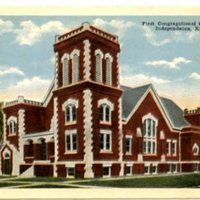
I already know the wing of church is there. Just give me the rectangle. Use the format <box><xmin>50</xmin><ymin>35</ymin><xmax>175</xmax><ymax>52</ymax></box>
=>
<box><xmin>0</xmin><ymin>22</ymin><xmax>200</xmax><ymax>178</ymax></box>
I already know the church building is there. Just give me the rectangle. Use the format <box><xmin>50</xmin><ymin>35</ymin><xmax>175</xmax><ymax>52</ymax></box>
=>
<box><xmin>0</xmin><ymin>22</ymin><xmax>200</xmax><ymax>178</ymax></box>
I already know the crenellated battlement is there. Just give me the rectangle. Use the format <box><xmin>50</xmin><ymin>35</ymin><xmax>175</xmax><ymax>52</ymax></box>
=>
<box><xmin>56</xmin><ymin>22</ymin><xmax>118</xmax><ymax>44</ymax></box>
<box><xmin>184</xmin><ymin>107</ymin><xmax>200</xmax><ymax>115</ymax></box>
<box><xmin>5</xmin><ymin>96</ymin><xmax>43</xmax><ymax>108</ymax></box>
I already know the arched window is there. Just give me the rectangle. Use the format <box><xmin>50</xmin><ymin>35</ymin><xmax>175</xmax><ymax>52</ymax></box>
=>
<box><xmin>27</xmin><ymin>140</ymin><xmax>33</xmax><ymax>157</ymax></box>
<box><xmin>100</xmin><ymin>104</ymin><xmax>111</xmax><ymax>122</ymax></box>
<box><xmin>98</xmin><ymin>98</ymin><xmax>114</xmax><ymax>123</ymax></box>
<box><xmin>105</xmin><ymin>53</ymin><xmax>113</xmax><ymax>86</ymax></box>
<box><xmin>73</xmin><ymin>54</ymin><xmax>79</xmax><ymax>83</ymax></box>
<box><xmin>9</xmin><ymin>120</ymin><xmax>17</xmax><ymax>135</ymax></box>
<box><xmin>193</xmin><ymin>143</ymin><xmax>199</xmax><ymax>156</ymax></box>
<box><xmin>96</xmin><ymin>54</ymin><xmax>102</xmax><ymax>82</ymax></box>
<box><xmin>61</xmin><ymin>53</ymin><xmax>70</xmax><ymax>86</ymax></box>
<box><xmin>63</xmin><ymin>98</ymin><xmax>79</xmax><ymax>124</ymax></box>
<box><xmin>63</xmin><ymin>57</ymin><xmax>69</xmax><ymax>85</ymax></box>
<box><xmin>39</xmin><ymin>138</ymin><xmax>47</xmax><ymax>160</ymax></box>
<box><xmin>95</xmin><ymin>49</ymin><xmax>103</xmax><ymax>83</ymax></box>
<box><xmin>142</xmin><ymin>114</ymin><xmax>157</xmax><ymax>154</ymax></box>
<box><xmin>66</xmin><ymin>104</ymin><xmax>77</xmax><ymax>123</ymax></box>
<box><xmin>70</xmin><ymin>49</ymin><xmax>80</xmax><ymax>84</ymax></box>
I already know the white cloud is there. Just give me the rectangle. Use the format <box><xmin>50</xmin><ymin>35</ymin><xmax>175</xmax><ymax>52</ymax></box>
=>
<box><xmin>145</xmin><ymin>57</ymin><xmax>191</xmax><ymax>70</ymax></box>
<box><xmin>0</xmin><ymin>66</ymin><xmax>25</xmax><ymax>76</ymax></box>
<box><xmin>92</xmin><ymin>18</ymin><xmax>134</xmax><ymax>38</ymax></box>
<box><xmin>189</xmin><ymin>72</ymin><xmax>200</xmax><ymax>80</ymax></box>
<box><xmin>0</xmin><ymin>18</ymin><xmax>14</xmax><ymax>34</ymax></box>
<box><xmin>0</xmin><ymin>76</ymin><xmax>51</xmax><ymax>101</ymax></box>
<box><xmin>142</xmin><ymin>26</ymin><xmax>171</xmax><ymax>46</ymax></box>
<box><xmin>15</xmin><ymin>20</ymin><xmax>69</xmax><ymax>45</ymax></box>
<box><xmin>121</xmin><ymin>73</ymin><xmax>169</xmax><ymax>87</ymax></box>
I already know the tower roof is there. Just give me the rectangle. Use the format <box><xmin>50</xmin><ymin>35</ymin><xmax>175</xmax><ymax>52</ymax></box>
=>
<box><xmin>55</xmin><ymin>22</ymin><xmax>119</xmax><ymax>44</ymax></box>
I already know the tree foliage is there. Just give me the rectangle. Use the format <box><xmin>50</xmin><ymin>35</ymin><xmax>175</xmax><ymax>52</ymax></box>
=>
<box><xmin>0</xmin><ymin>102</ymin><xmax>3</xmax><ymax>141</ymax></box>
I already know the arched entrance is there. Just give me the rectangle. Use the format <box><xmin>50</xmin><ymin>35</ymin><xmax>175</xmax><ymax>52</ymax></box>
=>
<box><xmin>4</xmin><ymin>153</ymin><xmax>11</xmax><ymax>175</ymax></box>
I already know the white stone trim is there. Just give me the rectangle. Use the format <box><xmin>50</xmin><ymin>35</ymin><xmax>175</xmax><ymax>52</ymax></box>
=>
<box><xmin>105</xmin><ymin>53</ymin><xmax>113</xmax><ymax>63</ymax></box>
<box><xmin>160</xmin><ymin>130</ymin><xmax>165</xmax><ymax>140</ymax></box>
<box><xmin>192</xmin><ymin>143</ymin><xmax>199</xmax><ymax>156</ymax></box>
<box><xmin>70</xmin><ymin>49</ymin><xmax>80</xmax><ymax>58</ymax></box>
<box><xmin>83</xmin><ymin>39</ymin><xmax>91</xmax><ymax>80</ymax></box>
<box><xmin>142</xmin><ymin>113</ymin><xmax>158</xmax><ymax>125</ymax></box>
<box><xmin>98</xmin><ymin>98</ymin><xmax>114</xmax><ymax>111</ymax></box>
<box><xmin>161</xmin><ymin>154</ymin><xmax>166</xmax><ymax>162</ymax></box>
<box><xmin>22</xmin><ymin>131</ymin><xmax>54</xmax><ymax>144</ymax></box>
<box><xmin>7</xmin><ymin>116</ymin><xmax>17</xmax><ymax>125</ymax></box>
<box><xmin>116</xmin><ymin>53</ymin><xmax>120</xmax><ymax>88</ymax></box>
<box><xmin>18</xmin><ymin>109</ymin><xmax>25</xmax><ymax>164</ymax></box>
<box><xmin>55</xmin><ymin>52</ymin><xmax>59</xmax><ymax>89</ymax></box>
<box><xmin>136</xmin><ymin>127</ymin><xmax>142</xmax><ymax>137</ymax></box>
<box><xmin>61</xmin><ymin>53</ymin><xmax>70</xmax><ymax>63</ymax></box>
<box><xmin>83</xmin><ymin>89</ymin><xmax>94</xmax><ymax>178</ymax></box>
<box><xmin>118</xmin><ymin>98</ymin><xmax>123</xmax><ymax>176</ymax></box>
<box><xmin>3</xmin><ymin>113</ymin><xmax>6</xmax><ymax>144</ymax></box>
<box><xmin>53</xmin><ymin>97</ymin><xmax>59</xmax><ymax>176</ymax></box>
<box><xmin>137</xmin><ymin>153</ymin><xmax>143</xmax><ymax>162</ymax></box>
<box><xmin>2</xmin><ymin>148</ymin><xmax>11</xmax><ymax>158</ymax></box>
<box><xmin>62</xmin><ymin>98</ymin><xmax>79</xmax><ymax>110</ymax></box>
<box><xmin>95</xmin><ymin>49</ymin><xmax>104</xmax><ymax>57</ymax></box>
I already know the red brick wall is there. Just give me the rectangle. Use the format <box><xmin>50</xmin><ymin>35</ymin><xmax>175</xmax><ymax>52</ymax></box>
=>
<box><xmin>111</xmin><ymin>163</ymin><xmax>121</xmax><ymax>176</ymax></box>
<box><xmin>75</xmin><ymin>164</ymin><xmax>85</xmax><ymax>179</ymax></box>
<box><xmin>91</xmin><ymin>87</ymin><xmax>121</xmax><ymax>161</ymax></box>
<box><xmin>92</xmin><ymin>164</ymin><xmax>103</xmax><ymax>177</ymax></box>
<box><xmin>34</xmin><ymin>164</ymin><xmax>53</xmax><ymax>177</ymax></box>
<box><xmin>185</xmin><ymin>113</ymin><xmax>200</xmax><ymax>126</ymax></box>
<box><xmin>123</xmin><ymin>92</ymin><xmax>179</xmax><ymax>162</ymax></box>
<box><xmin>57</xmin><ymin>165</ymin><xmax>67</xmax><ymax>177</ymax></box>
<box><xmin>55</xmin><ymin>86</ymin><xmax>85</xmax><ymax>161</ymax></box>
<box><xmin>90</xmin><ymin>40</ymin><xmax>119</xmax><ymax>87</ymax></box>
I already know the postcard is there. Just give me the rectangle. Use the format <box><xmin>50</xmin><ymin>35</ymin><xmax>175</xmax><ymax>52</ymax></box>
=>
<box><xmin>0</xmin><ymin>5</ymin><xmax>200</xmax><ymax>199</ymax></box>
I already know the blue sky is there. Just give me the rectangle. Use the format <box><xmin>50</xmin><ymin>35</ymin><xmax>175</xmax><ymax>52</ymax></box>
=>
<box><xmin>0</xmin><ymin>16</ymin><xmax>200</xmax><ymax>109</ymax></box>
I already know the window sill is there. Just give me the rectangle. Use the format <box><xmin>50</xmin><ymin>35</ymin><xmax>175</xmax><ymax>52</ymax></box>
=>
<box><xmin>8</xmin><ymin>133</ymin><xmax>17</xmax><ymax>137</ymax></box>
<box><xmin>65</xmin><ymin>122</ymin><xmax>77</xmax><ymax>126</ymax></box>
<box><xmin>64</xmin><ymin>151</ymin><xmax>77</xmax><ymax>154</ymax></box>
<box><xmin>100</xmin><ymin>150</ymin><xmax>113</xmax><ymax>154</ymax></box>
<box><xmin>125</xmin><ymin>152</ymin><xmax>133</xmax><ymax>156</ymax></box>
<box><xmin>25</xmin><ymin>156</ymin><xmax>34</xmax><ymax>159</ymax></box>
<box><xmin>33</xmin><ymin>160</ymin><xmax>51</xmax><ymax>164</ymax></box>
<box><xmin>100</xmin><ymin>122</ymin><xmax>112</xmax><ymax>126</ymax></box>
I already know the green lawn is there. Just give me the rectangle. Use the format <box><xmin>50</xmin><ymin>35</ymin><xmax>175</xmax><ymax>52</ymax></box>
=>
<box><xmin>76</xmin><ymin>174</ymin><xmax>200</xmax><ymax>188</ymax></box>
<box><xmin>14</xmin><ymin>177</ymin><xmax>68</xmax><ymax>182</ymax></box>
<box><xmin>0</xmin><ymin>182</ymin><xmax>27</xmax><ymax>187</ymax></box>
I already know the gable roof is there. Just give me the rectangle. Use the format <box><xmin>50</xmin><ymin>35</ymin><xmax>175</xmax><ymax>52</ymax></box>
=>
<box><xmin>121</xmin><ymin>84</ymin><xmax>189</xmax><ymax>130</ymax></box>
<box><xmin>160</xmin><ymin>97</ymin><xmax>189</xmax><ymax>128</ymax></box>
<box><xmin>121</xmin><ymin>84</ymin><xmax>151</xmax><ymax>119</ymax></box>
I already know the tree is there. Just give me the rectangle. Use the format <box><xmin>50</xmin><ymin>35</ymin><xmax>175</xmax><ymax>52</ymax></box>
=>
<box><xmin>0</xmin><ymin>102</ymin><xmax>3</xmax><ymax>141</ymax></box>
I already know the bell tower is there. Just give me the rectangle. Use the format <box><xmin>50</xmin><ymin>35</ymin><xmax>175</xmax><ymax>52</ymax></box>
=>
<box><xmin>53</xmin><ymin>22</ymin><xmax>123</xmax><ymax>178</ymax></box>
